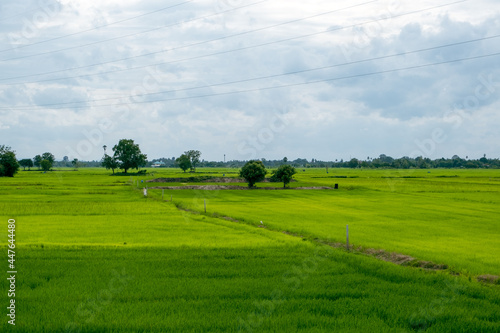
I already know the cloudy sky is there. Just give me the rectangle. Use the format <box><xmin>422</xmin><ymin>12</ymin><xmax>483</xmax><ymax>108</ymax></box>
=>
<box><xmin>1</xmin><ymin>0</ymin><xmax>499</xmax><ymax>162</ymax></box>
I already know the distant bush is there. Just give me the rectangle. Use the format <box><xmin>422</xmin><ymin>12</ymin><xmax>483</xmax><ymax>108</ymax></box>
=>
<box><xmin>271</xmin><ymin>165</ymin><xmax>297</xmax><ymax>188</ymax></box>
<box><xmin>0</xmin><ymin>145</ymin><xmax>19</xmax><ymax>177</ymax></box>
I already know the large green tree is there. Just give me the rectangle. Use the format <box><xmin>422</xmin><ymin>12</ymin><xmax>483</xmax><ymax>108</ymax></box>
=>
<box><xmin>185</xmin><ymin>150</ymin><xmax>201</xmax><ymax>172</ymax></box>
<box><xmin>41</xmin><ymin>159</ymin><xmax>51</xmax><ymax>172</ymax></box>
<box><xmin>112</xmin><ymin>139</ymin><xmax>147</xmax><ymax>173</ymax></box>
<box><xmin>272</xmin><ymin>164</ymin><xmax>297</xmax><ymax>188</ymax></box>
<box><xmin>239</xmin><ymin>160</ymin><xmax>267</xmax><ymax>188</ymax></box>
<box><xmin>41</xmin><ymin>152</ymin><xmax>55</xmax><ymax>170</ymax></box>
<box><xmin>42</xmin><ymin>152</ymin><xmax>55</xmax><ymax>163</ymax></box>
<box><xmin>0</xmin><ymin>146</ymin><xmax>20</xmax><ymax>177</ymax></box>
<box><xmin>33</xmin><ymin>155</ymin><xmax>42</xmax><ymax>170</ymax></box>
<box><xmin>19</xmin><ymin>158</ymin><xmax>34</xmax><ymax>171</ymax></box>
<box><xmin>175</xmin><ymin>154</ymin><xmax>191</xmax><ymax>173</ymax></box>
<box><xmin>348</xmin><ymin>158</ymin><xmax>359</xmax><ymax>168</ymax></box>
<box><xmin>102</xmin><ymin>154</ymin><xmax>119</xmax><ymax>174</ymax></box>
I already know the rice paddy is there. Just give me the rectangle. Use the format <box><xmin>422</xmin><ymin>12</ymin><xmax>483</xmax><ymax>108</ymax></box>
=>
<box><xmin>1</xmin><ymin>168</ymin><xmax>499</xmax><ymax>332</ymax></box>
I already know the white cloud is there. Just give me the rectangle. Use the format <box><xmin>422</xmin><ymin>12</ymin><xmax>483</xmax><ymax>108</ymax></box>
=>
<box><xmin>1</xmin><ymin>0</ymin><xmax>499</xmax><ymax>161</ymax></box>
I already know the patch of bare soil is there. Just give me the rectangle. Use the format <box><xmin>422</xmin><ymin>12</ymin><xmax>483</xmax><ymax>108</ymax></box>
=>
<box><xmin>148</xmin><ymin>177</ymin><xmax>246</xmax><ymax>183</ymax></box>
<box><xmin>149</xmin><ymin>185</ymin><xmax>332</xmax><ymax>190</ymax></box>
<box><xmin>477</xmin><ymin>275</ymin><xmax>500</xmax><ymax>284</ymax></box>
<box><xmin>222</xmin><ymin>216</ymin><xmax>239</xmax><ymax>223</ymax></box>
<box><xmin>282</xmin><ymin>231</ymin><xmax>306</xmax><ymax>238</ymax></box>
<box><xmin>365</xmin><ymin>249</ymin><xmax>415</xmax><ymax>265</ymax></box>
<box><xmin>316</xmin><ymin>244</ymin><xmax>447</xmax><ymax>271</ymax></box>
<box><xmin>362</xmin><ymin>248</ymin><xmax>448</xmax><ymax>270</ymax></box>
<box><xmin>148</xmin><ymin>177</ymin><xmax>297</xmax><ymax>183</ymax></box>
<box><xmin>150</xmin><ymin>185</ymin><xmax>246</xmax><ymax>190</ymax></box>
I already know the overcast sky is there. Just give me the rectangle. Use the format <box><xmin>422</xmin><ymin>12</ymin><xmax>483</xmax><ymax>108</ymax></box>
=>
<box><xmin>1</xmin><ymin>0</ymin><xmax>499</xmax><ymax>162</ymax></box>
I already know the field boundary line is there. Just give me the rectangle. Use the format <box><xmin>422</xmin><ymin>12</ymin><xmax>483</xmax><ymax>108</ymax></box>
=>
<box><xmin>133</xmin><ymin>185</ymin><xmax>500</xmax><ymax>286</ymax></box>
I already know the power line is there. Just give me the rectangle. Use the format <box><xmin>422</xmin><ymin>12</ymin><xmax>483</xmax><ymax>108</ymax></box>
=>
<box><xmin>0</xmin><ymin>0</ymin><xmax>372</xmax><ymax>62</ymax></box>
<box><xmin>0</xmin><ymin>0</ymin><xmax>196</xmax><ymax>54</ymax></box>
<box><xmin>3</xmin><ymin>33</ymin><xmax>498</xmax><ymax>87</ymax></box>
<box><xmin>6</xmin><ymin>34</ymin><xmax>499</xmax><ymax>104</ymax></box>
<box><xmin>0</xmin><ymin>1</ymin><xmax>376</xmax><ymax>83</ymax></box>
<box><xmin>0</xmin><ymin>0</ymin><xmax>268</xmax><ymax>63</ymax></box>
<box><xmin>86</xmin><ymin>52</ymin><xmax>500</xmax><ymax>106</ymax></box>
<box><xmin>3</xmin><ymin>51</ymin><xmax>498</xmax><ymax>110</ymax></box>
<box><xmin>0</xmin><ymin>0</ymin><xmax>468</xmax><ymax>83</ymax></box>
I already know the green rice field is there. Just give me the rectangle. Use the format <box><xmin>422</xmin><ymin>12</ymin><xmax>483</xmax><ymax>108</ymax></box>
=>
<box><xmin>159</xmin><ymin>168</ymin><xmax>500</xmax><ymax>276</ymax></box>
<box><xmin>1</xmin><ymin>168</ymin><xmax>499</xmax><ymax>332</ymax></box>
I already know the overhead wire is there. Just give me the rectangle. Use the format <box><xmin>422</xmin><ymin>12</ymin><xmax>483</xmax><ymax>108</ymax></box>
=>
<box><xmin>2</xmin><ymin>34</ymin><xmax>498</xmax><ymax>87</ymax></box>
<box><xmin>3</xmin><ymin>50</ymin><xmax>498</xmax><ymax>110</ymax></box>
<box><xmin>0</xmin><ymin>0</ymin><xmax>196</xmax><ymax>54</ymax></box>
<box><xmin>1</xmin><ymin>0</ymin><xmax>487</xmax><ymax>111</ymax></box>
<box><xmin>0</xmin><ymin>0</ymin><xmax>468</xmax><ymax>84</ymax></box>
<box><xmin>79</xmin><ymin>52</ymin><xmax>500</xmax><ymax>106</ymax></box>
<box><xmin>0</xmin><ymin>0</ymin><xmax>375</xmax><ymax>84</ymax></box>
<box><xmin>0</xmin><ymin>0</ymin><xmax>371</xmax><ymax>62</ymax></box>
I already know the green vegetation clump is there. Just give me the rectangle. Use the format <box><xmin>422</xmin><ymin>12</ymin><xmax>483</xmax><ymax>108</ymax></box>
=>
<box><xmin>175</xmin><ymin>154</ymin><xmax>191</xmax><ymax>172</ymax></box>
<box><xmin>19</xmin><ymin>158</ymin><xmax>33</xmax><ymax>171</ymax></box>
<box><xmin>102</xmin><ymin>154</ymin><xmax>119</xmax><ymax>174</ymax></box>
<box><xmin>270</xmin><ymin>165</ymin><xmax>297</xmax><ymax>188</ymax></box>
<box><xmin>0</xmin><ymin>145</ymin><xmax>19</xmax><ymax>177</ymax></box>
<box><xmin>112</xmin><ymin>139</ymin><xmax>147</xmax><ymax>173</ymax></box>
<box><xmin>240</xmin><ymin>160</ymin><xmax>267</xmax><ymax>188</ymax></box>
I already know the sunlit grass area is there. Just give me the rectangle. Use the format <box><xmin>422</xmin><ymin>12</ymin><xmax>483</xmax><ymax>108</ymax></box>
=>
<box><xmin>159</xmin><ymin>168</ymin><xmax>500</xmax><ymax>276</ymax></box>
<box><xmin>0</xmin><ymin>168</ymin><xmax>499</xmax><ymax>332</ymax></box>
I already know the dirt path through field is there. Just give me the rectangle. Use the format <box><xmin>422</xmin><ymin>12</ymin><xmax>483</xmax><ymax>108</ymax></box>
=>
<box><xmin>149</xmin><ymin>185</ymin><xmax>332</xmax><ymax>190</ymax></box>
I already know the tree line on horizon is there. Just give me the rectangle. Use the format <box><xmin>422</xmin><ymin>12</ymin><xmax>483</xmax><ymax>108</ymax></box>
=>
<box><xmin>1</xmin><ymin>140</ymin><xmax>500</xmax><ymax>178</ymax></box>
<box><xmin>147</xmin><ymin>154</ymin><xmax>500</xmax><ymax>170</ymax></box>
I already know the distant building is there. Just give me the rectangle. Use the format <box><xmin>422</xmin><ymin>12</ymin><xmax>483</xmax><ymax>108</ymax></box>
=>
<box><xmin>152</xmin><ymin>161</ymin><xmax>165</xmax><ymax>168</ymax></box>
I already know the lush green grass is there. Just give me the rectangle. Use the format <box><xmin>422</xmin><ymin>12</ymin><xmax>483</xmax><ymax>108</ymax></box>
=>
<box><xmin>0</xmin><ymin>168</ymin><xmax>499</xmax><ymax>332</ymax></box>
<box><xmin>7</xmin><ymin>245</ymin><xmax>500</xmax><ymax>332</ymax></box>
<box><xmin>158</xmin><ymin>168</ymin><xmax>500</xmax><ymax>276</ymax></box>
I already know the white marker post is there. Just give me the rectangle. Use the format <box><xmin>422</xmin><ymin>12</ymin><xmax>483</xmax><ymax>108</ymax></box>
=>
<box><xmin>346</xmin><ymin>225</ymin><xmax>349</xmax><ymax>251</ymax></box>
